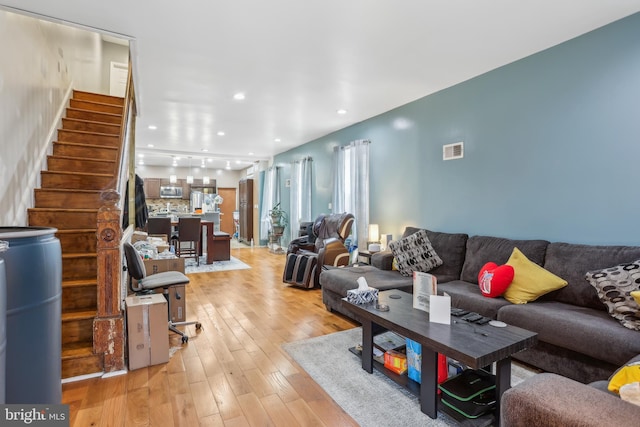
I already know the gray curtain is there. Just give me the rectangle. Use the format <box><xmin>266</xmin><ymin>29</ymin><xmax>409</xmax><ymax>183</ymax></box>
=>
<box><xmin>332</xmin><ymin>140</ymin><xmax>370</xmax><ymax>249</ymax></box>
<box><xmin>290</xmin><ymin>157</ymin><xmax>312</xmax><ymax>241</ymax></box>
<box><xmin>260</xmin><ymin>166</ymin><xmax>281</xmax><ymax>241</ymax></box>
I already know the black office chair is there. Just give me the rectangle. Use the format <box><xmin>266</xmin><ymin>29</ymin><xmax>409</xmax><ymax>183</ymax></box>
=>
<box><xmin>175</xmin><ymin>217</ymin><xmax>202</xmax><ymax>266</ymax></box>
<box><xmin>123</xmin><ymin>242</ymin><xmax>201</xmax><ymax>343</ymax></box>
<box><xmin>146</xmin><ymin>217</ymin><xmax>172</xmax><ymax>243</ymax></box>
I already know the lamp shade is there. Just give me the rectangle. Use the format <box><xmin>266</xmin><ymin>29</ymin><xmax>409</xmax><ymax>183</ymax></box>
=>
<box><xmin>368</xmin><ymin>224</ymin><xmax>380</xmax><ymax>242</ymax></box>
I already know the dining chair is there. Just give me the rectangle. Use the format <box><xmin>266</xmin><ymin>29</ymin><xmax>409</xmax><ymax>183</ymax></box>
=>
<box><xmin>175</xmin><ymin>217</ymin><xmax>202</xmax><ymax>265</ymax></box>
<box><xmin>146</xmin><ymin>217</ymin><xmax>172</xmax><ymax>243</ymax></box>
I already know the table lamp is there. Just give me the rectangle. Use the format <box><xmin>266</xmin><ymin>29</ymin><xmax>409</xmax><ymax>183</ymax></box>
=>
<box><xmin>368</xmin><ymin>224</ymin><xmax>381</xmax><ymax>252</ymax></box>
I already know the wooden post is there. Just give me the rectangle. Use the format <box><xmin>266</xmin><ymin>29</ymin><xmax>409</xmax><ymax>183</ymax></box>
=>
<box><xmin>94</xmin><ymin>189</ymin><xmax>125</xmax><ymax>372</ymax></box>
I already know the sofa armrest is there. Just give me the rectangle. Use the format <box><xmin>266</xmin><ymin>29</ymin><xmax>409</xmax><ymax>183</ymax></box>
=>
<box><xmin>501</xmin><ymin>373</ymin><xmax>640</xmax><ymax>427</ymax></box>
<box><xmin>371</xmin><ymin>250</ymin><xmax>394</xmax><ymax>270</ymax></box>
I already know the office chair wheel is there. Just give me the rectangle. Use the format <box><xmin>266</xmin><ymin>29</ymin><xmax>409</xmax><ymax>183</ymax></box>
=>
<box><xmin>195</xmin><ymin>322</ymin><xmax>202</xmax><ymax>330</ymax></box>
<box><xmin>182</xmin><ymin>335</ymin><xmax>189</xmax><ymax>344</ymax></box>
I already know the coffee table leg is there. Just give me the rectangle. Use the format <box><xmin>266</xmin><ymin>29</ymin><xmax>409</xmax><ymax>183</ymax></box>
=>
<box><xmin>495</xmin><ymin>358</ymin><xmax>511</xmax><ymax>426</ymax></box>
<box><xmin>420</xmin><ymin>347</ymin><xmax>438</xmax><ymax>418</ymax></box>
<box><xmin>361</xmin><ymin>320</ymin><xmax>373</xmax><ymax>374</ymax></box>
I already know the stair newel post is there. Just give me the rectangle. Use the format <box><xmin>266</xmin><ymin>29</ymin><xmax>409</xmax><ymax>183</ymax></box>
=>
<box><xmin>94</xmin><ymin>189</ymin><xmax>126</xmax><ymax>372</ymax></box>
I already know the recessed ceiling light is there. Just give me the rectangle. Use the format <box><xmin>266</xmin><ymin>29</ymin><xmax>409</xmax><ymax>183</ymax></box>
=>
<box><xmin>233</xmin><ymin>93</ymin><xmax>245</xmax><ymax>100</ymax></box>
<box><xmin>176</xmin><ymin>157</ymin><xmax>181</xmax><ymax>160</ymax></box>
<box><xmin>147</xmin><ymin>144</ymin><xmax>154</xmax><ymax>148</ymax></box>
<box><xmin>337</xmin><ymin>109</ymin><xmax>348</xmax><ymax>115</ymax></box>
<box><xmin>274</xmin><ymin>138</ymin><xmax>281</xmax><ymax>142</ymax></box>
<box><xmin>138</xmin><ymin>160</ymin><xmax>144</xmax><ymax>165</ymax></box>
<box><xmin>148</xmin><ymin>125</ymin><xmax>157</xmax><ymax>130</ymax></box>
<box><xmin>138</xmin><ymin>154</ymin><xmax>144</xmax><ymax>158</ymax></box>
<box><xmin>217</xmin><ymin>131</ymin><xmax>225</xmax><ymax>136</ymax></box>
<box><xmin>201</xmin><ymin>148</ymin><xmax>208</xmax><ymax>152</ymax></box>
<box><xmin>248</xmin><ymin>152</ymin><xmax>254</xmax><ymax>156</ymax></box>
<box><xmin>207</xmin><ymin>158</ymin><xmax>213</xmax><ymax>163</ymax></box>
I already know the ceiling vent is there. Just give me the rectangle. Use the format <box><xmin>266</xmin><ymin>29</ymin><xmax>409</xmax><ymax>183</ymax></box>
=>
<box><xmin>443</xmin><ymin>142</ymin><xmax>464</xmax><ymax>160</ymax></box>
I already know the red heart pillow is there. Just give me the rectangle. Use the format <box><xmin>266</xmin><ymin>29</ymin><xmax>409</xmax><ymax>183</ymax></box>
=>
<box><xmin>478</xmin><ymin>262</ymin><xmax>514</xmax><ymax>298</ymax></box>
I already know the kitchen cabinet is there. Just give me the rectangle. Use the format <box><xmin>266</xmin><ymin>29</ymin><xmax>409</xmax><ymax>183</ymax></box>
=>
<box><xmin>239</xmin><ymin>178</ymin><xmax>253</xmax><ymax>244</ymax></box>
<box><xmin>144</xmin><ymin>178</ymin><xmax>161</xmax><ymax>199</ymax></box>
<box><xmin>181</xmin><ymin>179</ymin><xmax>191</xmax><ymax>200</ymax></box>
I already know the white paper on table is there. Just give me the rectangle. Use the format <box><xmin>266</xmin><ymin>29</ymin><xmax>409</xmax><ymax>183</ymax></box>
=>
<box><xmin>413</xmin><ymin>271</ymin><xmax>437</xmax><ymax>313</ymax></box>
<box><xmin>429</xmin><ymin>293</ymin><xmax>451</xmax><ymax>324</ymax></box>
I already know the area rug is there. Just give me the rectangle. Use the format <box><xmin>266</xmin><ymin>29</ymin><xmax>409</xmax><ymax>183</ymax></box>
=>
<box><xmin>184</xmin><ymin>256</ymin><xmax>250</xmax><ymax>274</ymax></box>
<box><xmin>282</xmin><ymin>327</ymin><xmax>537</xmax><ymax>427</ymax></box>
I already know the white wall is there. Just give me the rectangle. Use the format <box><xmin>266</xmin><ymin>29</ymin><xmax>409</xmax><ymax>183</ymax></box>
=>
<box><xmin>0</xmin><ymin>10</ymin><xmax>118</xmax><ymax>226</ymax></box>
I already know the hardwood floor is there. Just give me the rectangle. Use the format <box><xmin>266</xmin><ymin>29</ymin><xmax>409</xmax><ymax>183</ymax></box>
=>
<box><xmin>62</xmin><ymin>246</ymin><xmax>360</xmax><ymax>426</ymax></box>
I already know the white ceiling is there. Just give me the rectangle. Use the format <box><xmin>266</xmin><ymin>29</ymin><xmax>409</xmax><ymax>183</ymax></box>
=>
<box><xmin>3</xmin><ymin>1</ymin><xmax>640</xmax><ymax>171</ymax></box>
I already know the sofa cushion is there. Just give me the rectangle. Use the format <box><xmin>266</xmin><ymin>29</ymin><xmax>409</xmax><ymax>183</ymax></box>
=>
<box><xmin>542</xmin><ymin>243</ymin><xmax>640</xmax><ymax>310</ymax></box>
<box><xmin>497</xmin><ymin>301</ymin><xmax>640</xmax><ymax>367</ymax></box>
<box><xmin>503</xmin><ymin>247</ymin><xmax>567</xmax><ymax>304</ymax></box>
<box><xmin>320</xmin><ymin>265</ymin><xmax>412</xmax><ymax>297</ymax></box>
<box><xmin>460</xmin><ymin>236</ymin><xmax>549</xmax><ymax>284</ymax></box>
<box><xmin>388</xmin><ymin>229</ymin><xmax>443</xmax><ymax>277</ymax></box>
<box><xmin>585</xmin><ymin>260</ymin><xmax>640</xmax><ymax>331</ymax></box>
<box><xmin>395</xmin><ymin>228</ymin><xmax>468</xmax><ymax>283</ymax></box>
<box><xmin>439</xmin><ymin>280</ymin><xmax>511</xmax><ymax>319</ymax></box>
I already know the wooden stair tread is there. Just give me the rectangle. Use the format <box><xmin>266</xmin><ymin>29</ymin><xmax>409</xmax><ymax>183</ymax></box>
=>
<box><xmin>63</xmin><ymin>117</ymin><xmax>121</xmax><ymax>127</ymax></box>
<box><xmin>29</xmin><ymin>208</ymin><xmax>99</xmax><ymax>213</ymax></box>
<box><xmin>49</xmin><ymin>154</ymin><xmax>116</xmax><ymax>164</ymax></box>
<box><xmin>70</xmin><ymin>98</ymin><xmax>124</xmax><ymax>109</ymax></box>
<box><xmin>62</xmin><ymin>343</ymin><xmax>95</xmax><ymax>359</ymax></box>
<box><xmin>62</xmin><ymin>252</ymin><xmax>97</xmax><ymax>258</ymax></box>
<box><xmin>42</xmin><ymin>170</ymin><xmax>112</xmax><ymax>178</ymax></box>
<box><xmin>59</xmin><ymin>128</ymin><xmax>119</xmax><ymax>137</ymax></box>
<box><xmin>54</xmin><ymin>140</ymin><xmax>119</xmax><ymax>149</ymax></box>
<box><xmin>35</xmin><ymin>188</ymin><xmax>102</xmax><ymax>194</ymax></box>
<box><xmin>56</xmin><ymin>229</ymin><xmax>97</xmax><ymax>234</ymax></box>
<box><xmin>66</xmin><ymin>107</ymin><xmax>122</xmax><ymax>116</ymax></box>
<box><xmin>73</xmin><ymin>90</ymin><xmax>124</xmax><ymax>104</ymax></box>
<box><xmin>62</xmin><ymin>309</ymin><xmax>96</xmax><ymax>322</ymax></box>
<box><xmin>63</xmin><ymin>279</ymin><xmax>97</xmax><ymax>288</ymax></box>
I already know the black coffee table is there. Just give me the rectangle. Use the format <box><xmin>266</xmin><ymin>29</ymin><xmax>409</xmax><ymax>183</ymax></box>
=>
<box><xmin>344</xmin><ymin>290</ymin><xmax>538</xmax><ymax>425</ymax></box>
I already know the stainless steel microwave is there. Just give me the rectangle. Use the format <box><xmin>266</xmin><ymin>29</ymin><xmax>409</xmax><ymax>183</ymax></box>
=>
<box><xmin>160</xmin><ymin>186</ymin><xmax>183</xmax><ymax>198</ymax></box>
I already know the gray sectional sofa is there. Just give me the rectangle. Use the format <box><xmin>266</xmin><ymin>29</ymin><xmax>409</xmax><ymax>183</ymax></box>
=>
<box><xmin>319</xmin><ymin>227</ymin><xmax>640</xmax><ymax>384</ymax></box>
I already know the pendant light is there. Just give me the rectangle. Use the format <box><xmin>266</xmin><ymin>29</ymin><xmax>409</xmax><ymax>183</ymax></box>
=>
<box><xmin>186</xmin><ymin>157</ymin><xmax>194</xmax><ymax>184</ymax></box>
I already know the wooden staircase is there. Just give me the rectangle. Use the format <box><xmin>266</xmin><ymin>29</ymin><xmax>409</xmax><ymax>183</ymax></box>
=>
<box><xmin>28</xmin><ymin>90</ymin><xmax>125</xmax><ymax>379</ymax></box>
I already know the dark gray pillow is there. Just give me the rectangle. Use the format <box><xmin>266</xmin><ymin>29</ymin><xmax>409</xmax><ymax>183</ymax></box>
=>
<box><xmin>389</xmin><ymin>229</ymin><xmax>443</xmax><ymax>277</ymax></box>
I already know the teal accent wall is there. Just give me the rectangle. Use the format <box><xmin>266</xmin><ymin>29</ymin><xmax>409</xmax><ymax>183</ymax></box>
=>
<box><xmin>275</xmin><ymin>13</ymin><xmax>640</xmax><ymax>246</ymax></box>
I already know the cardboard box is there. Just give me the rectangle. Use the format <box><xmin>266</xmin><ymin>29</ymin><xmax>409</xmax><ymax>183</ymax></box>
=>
<box><xmin>165</xmin><ymin>285</ymin><xmax>186</xmax><ymax>323</ymax></box>
<box><xmin>143</xmin><ymin>257</ymin><xmax>185</xmax><ymax>275</ymax></box>
<box><xmin>126</xmin><ymin>294</ymin><xmax>169</xmax><ymax>370</ymax></box>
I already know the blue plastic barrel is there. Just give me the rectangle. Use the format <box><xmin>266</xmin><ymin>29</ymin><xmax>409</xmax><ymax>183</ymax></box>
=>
<box><xmin>0</xmin><ymin>227</ymin><xmax>62</xmax><ymax>404</ymax></box>
<box><xmin>0</xmin><ymin>248</ymin><xmax>6</xmax><ymax>404</ymax></box>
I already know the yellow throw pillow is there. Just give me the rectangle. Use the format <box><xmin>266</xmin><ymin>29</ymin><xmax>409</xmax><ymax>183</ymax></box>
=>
<box><xmin>609</xmin><ymin>363</ymin><xmax>640</xmax><ymax>394</ymax></box>
<box><xmin>503</xmin><ymin>247</ymin><xmax>568</xmax><ymax>304</ymax></box>
<box><xmin>632</xmin><ymin>291</ymin><xmax>640</xmax><ymax>307</ymax></box>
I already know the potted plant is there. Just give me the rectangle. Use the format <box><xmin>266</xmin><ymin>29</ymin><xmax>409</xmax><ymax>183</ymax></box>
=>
<box><xmin>269</xmin><ymin>203</ymin><xmax>287</xmax><ymax>235</ymax></box>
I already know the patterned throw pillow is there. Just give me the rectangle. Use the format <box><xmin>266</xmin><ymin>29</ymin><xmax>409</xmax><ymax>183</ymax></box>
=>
<box><xmin>388</xmin><ymin>229</ymin><xmax>443</xmax><ymax>277</ymax></box>
<box><xmin>585</xmin><ymin>260</ymin><xmax>640</xmax><ymax>331</ymax></box>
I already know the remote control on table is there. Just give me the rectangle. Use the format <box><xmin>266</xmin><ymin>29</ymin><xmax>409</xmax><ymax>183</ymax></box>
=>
<box><xmin>462</xmin><ymin>313</ymin><xmax>483</xmax><ymax>322</ymax></box>
<box><xmin>476</xmin><ymin>317</ymin><xmax>492</xmax><ymax>325</ymax></box>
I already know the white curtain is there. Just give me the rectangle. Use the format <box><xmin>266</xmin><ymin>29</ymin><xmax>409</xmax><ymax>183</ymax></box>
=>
<box><xmin>290</xmin><ymin>157</ymin><xmax>312</xmax><ymax>241</ymax></box>
<box><xmin>332</xmin><ymin>140</ymin><xmax>370</xmax><ymax>249</ymax></box>
<box><xmin>260</xmin><ymin>166</ymin><xmax>281</xmax><ymax>241</ymax></box>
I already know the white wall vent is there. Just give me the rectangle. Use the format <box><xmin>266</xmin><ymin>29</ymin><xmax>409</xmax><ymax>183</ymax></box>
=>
<box><xmin>443</xmin><ymin>142</ymin><xmax>464</xmax><ymax>160</ymax></box>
